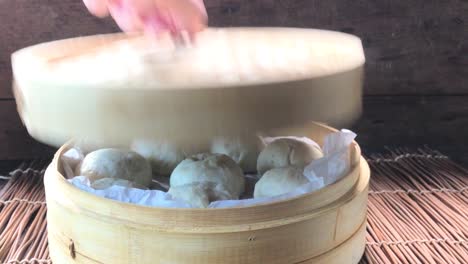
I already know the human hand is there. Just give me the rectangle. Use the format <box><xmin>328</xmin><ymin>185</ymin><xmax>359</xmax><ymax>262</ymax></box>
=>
<box><xmin>83</xmin><ymin>0</ymin><xmax>207</xmax><ymax>38</ymax></box>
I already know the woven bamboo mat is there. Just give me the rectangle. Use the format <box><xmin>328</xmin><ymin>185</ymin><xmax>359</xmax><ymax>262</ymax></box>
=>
<box><xmin>0</xmin><ymin>148</ymin><xmax>467</xmax><ymax>264</ymax></box>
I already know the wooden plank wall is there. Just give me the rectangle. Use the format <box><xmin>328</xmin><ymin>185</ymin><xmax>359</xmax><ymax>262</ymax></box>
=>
<box><xmin>0</xmin><ymin>0</ymin><xmax>467</xmax><ymax>165</ymax></box>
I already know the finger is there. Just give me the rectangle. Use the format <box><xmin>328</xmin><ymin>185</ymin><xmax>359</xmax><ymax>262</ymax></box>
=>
<box><xmin>132</xmin><ymin>0</ymin><xmax>177</xmax><ymax>36</ymax></box>
<box><xmin>83</xmin><ymin>0</ymin><xmax>110</xmax><ymax>18</ymax></box>
<box><xmin>107</xmin><ymin>0</ymin><xmax>208</xmax><ymax>36</ymax></box>
<box><xmin>190</xmin><ymin>0</ymin><xmax>208</xmax><ymax>19</ymax></box>
<box><xmin>108</xmin><ymin>0</ymin><xmax>143</xmax><ymax>32</ymax></box>
<box><xmin>141</xmin><ymin>12</ymin><xmax>172</xmax><ymax>37</ymax></box>
<box><xmin>163</xmin><ymin>0</ymin><xmax>208</xmax><ymax>33</ymax></box>
<box><xmin>134</xmin><ymin>0</ymin><xmax>207</xmax><ymax>32</ymax></box>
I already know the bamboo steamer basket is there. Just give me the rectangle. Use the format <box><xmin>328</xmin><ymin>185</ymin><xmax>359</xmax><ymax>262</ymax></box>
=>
<box><xmin>12</xmin><ymin>27</ymin><xmax>368</xmax><ymax>263</ymax></box>
<box><xmin>12</xmin><ymin>28</ymin><xmax>365</xmax><ymax>149</ymax></box>
<box><xmin>44</xmin><ymin>122</ymin><xmax>370</xmax><ymax>264</ymax></box>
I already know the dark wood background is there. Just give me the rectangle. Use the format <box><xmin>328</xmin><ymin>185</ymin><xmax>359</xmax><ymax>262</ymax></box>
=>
<box><xmin>0</xmin><ymin>0</ymin><xmax>467</xmax><ymax>167</ymax></box>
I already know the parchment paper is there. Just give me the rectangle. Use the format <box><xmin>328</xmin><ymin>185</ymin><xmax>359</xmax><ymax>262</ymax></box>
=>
<box><xmin>65</xmin><ymin>129</ymin><xmax>357</xmax><ymax>208</ymax></box>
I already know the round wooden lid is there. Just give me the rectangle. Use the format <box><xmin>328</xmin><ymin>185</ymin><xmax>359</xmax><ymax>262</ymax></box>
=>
<box><xmin>11</xmin><ymin>27</ymin><xmax>365</xmax><ymax>148</ymax></box>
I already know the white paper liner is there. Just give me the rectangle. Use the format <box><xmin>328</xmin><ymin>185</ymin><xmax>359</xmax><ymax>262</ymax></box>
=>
<box><xmin>64</xmin><ymin>129</ymin><xmax>357</xmax><ymax>208</ymax></box>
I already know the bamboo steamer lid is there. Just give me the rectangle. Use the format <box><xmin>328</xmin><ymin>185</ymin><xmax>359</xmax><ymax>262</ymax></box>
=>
<box><xmin>11</xmin><ymin>27</ymin><xmax>365</xmax><ymax>148</ymax></box>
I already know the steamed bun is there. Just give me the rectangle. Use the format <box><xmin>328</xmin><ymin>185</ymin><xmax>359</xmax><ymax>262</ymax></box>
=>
<box><xmin>170</xmin><ymin>153</ymin><xmax>245</xmax><ymax>199</ymax></box>
<box><xmin>257</xmin><ymin>138</ymin><xmax>323</xmax><ymax>175</ymax></box>
<box><xmin>168</xmin><ymin>183</ymin><xmax>233</xmax><ymax>208</ymax></box>
<box><xmin>168</xmin><ymin>184</ymin><xmax>210</xmax><ymax>208</ymax></box>
<box><xmin>210</xmin><ymin>135</ymin><xmax>265</xmax><ymax>173</ymax></box>
<box><xmin>76</xmin><ymin>148</ymin><xmax>152</xmax><ymax>187</ymax></box>
<box><xmin>131</xmin><ymin>140</ymin><xmax>186</xmax><ymax>176</ymax></box>
<box><xmin>254</xmin><ymin>167</ymin><xmax>308</xmax><ymax>198</ymax></box>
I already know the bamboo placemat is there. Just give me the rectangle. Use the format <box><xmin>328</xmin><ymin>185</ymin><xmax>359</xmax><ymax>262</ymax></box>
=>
<box><xmin>0</xmin><ymin>148</ymin><xmax>467</xmax><ymax>264</ymax></box>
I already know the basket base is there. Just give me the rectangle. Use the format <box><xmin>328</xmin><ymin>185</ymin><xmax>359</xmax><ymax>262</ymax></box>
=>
<box><xmin>45</xmin><ymin>123</ymin><xmax>370</xmax><ymax>264</ymax></box>
<box><xmin>299</xmin><ymin>220</ymin><xmax>366</xmax><ymax>264</ymax></box>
